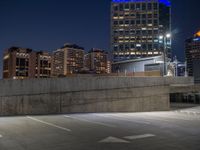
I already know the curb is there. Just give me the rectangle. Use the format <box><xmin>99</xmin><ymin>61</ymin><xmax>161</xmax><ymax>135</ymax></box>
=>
<box><xmin>174</xmin><ymin>110</ymin><xmax>200</xmax><ymax>116</ymax></box>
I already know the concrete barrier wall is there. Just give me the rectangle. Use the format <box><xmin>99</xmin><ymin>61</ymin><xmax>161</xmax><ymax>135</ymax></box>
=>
<box><xmin>0</xmin><ymin>77</ymin><xmax>194</xmax><ymax>116</ymax></box>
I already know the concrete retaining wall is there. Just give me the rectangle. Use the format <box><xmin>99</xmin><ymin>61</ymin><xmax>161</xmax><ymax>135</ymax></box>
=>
<box><xmin>0</xmin><ymin>77</ymin><xmax>194</xmax><ymax>116</ymax></box>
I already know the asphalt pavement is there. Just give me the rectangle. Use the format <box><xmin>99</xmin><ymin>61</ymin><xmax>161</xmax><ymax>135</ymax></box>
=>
<box><xmin>0</xmin><ymin>108</ymin><xmax>200</xmax><ymax>150</ymax></box>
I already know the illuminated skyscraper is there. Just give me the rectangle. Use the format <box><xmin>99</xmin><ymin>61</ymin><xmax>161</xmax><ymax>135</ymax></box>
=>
<box><xmin>84</xmin><ymin>48</ymin><xmax>110</xmax><ymax>74</ymax></box>
<box><xmin>52</xmin><ymin>43</ymin><xmax>84</xmax><ymax>76</ymax></box>
<box><xmin>185</xmin><ymin>31</ymin><xmax>200</xmax><ymax>83</ymax></box>
<box><xmin>3</xmin><ymin>47</ymin><xmax>36</xmax><ymax>79</ymax></box>
<box><xmin>111</xmin><ymin>0</ymin><xmax>171</xmax><ymax>62</ymax></box>
<box><xmin>35</xmin><ymin>51</ymin><xmax>52</xmax><ymax>78</ymax></box>
<box><xmin>3</xmin><ymin>47</ymin><xmax>52</xmax><ymax>79</ymax></box>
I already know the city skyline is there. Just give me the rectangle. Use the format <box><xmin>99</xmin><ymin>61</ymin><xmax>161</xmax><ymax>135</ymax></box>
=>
<box><xmin>0</xmin><ymin>1</ymin><xmax>200</xmax><ymax>149</ymax></box>
<box><xmin>3</xmin><ymin>44</ymin><xmax>111</xmax><ymax>79</ymax></box>
<box><xmin>0</xmin><ymin>0</ymin><xmax>200</xmax><ymax>78</ymax></box>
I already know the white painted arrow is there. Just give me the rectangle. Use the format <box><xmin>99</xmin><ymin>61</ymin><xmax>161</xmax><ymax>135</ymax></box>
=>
<box><xmin>124</xmin><ymin>134</ymin><xmax>155</xmax><ymax>140</ymax></box>
<box><xmin>99</xmin><ymin>136</ymin><xmax>130</xmax><ymax>143</ymax></box>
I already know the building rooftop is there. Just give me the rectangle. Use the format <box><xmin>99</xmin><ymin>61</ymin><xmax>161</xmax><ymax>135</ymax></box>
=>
<box><xmin>37</xmin><ymin>51</ymin><xmax>51</xmax><ymax>55</ymax></box>
<box><xmin>7</xmin><ymin>47</ymin><xmax>33</xmax><ymax>53</ymax></box>
<box><xmin>112</xmin><ymin>0</ymin><xmax>171</xmax><ymax>7</ymax></box>
<box><xmin>195</xmin><ymin>31</ymin><xmax>200</xmax><ymax>37</ymax></box>
<box><xmin>185</xmin><ymin>30</ymin><xmax>200</xmax><ymax>43</ymax></box>
<box><xmin>61</xmin><ymin>43</ymin><xmax>84</xmax><ymax>50</ymax></box>
<box><xmin>88</xmin><ymin>48</ymin><xmax>108</xmax><ymax>54</ymax></box>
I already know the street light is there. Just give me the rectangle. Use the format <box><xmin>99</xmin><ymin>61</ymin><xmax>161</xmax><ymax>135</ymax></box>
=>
<box><xmin>159</xmin><ymin>35</ymin><xmax>164</xmax><ymax>40</ymax></box>
<box><xmin>159</xmin><ymin>33</ymin><xmax>171</xmax><ymax>40</ymax></box>
<box><xmin>166</xmin><ymin>33</ymin><xmax>171</xmax><ymax>38</ymax></box>
<box><xmin>159</xmin><ymin>33</ymin><xmax>171</xmax><ymax>76</ymax></box>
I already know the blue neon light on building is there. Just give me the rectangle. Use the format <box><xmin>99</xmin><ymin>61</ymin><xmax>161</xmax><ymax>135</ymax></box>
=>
<box><xmin>112</xmin><ymin>0</ymin><xmax>171</xmax><ymax>7</ymax></box>
<box><xmin>193</xmin><ymin>38</ymin><xmax>200</xmax><ymax>42</ymax></box>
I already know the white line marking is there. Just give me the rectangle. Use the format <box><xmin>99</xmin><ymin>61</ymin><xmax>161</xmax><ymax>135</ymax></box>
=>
<box><xmin>27</xmin><ymin>116</ymin><xmax>71</xmax><ymax>132</ymax></box>
<box><xmin>124</xmin><ymin>134</ymin><xmax>155</xmax><ymax>140</ymax></box>
<box><xmin>64</xmin><ymin>115</ymin><xmax>115</xmax><ymax>128</ymax></box>
<box><xmin>99</xmin><ymin>136</ymin><xmax>130</xmax><ymax>143</ymax></box>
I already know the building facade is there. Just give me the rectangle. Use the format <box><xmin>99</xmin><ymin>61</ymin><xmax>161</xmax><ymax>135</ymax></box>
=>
<box><xmin>185</xmin><ymin>31</ymin><xmax>200</xmax><ymax>83</ymax></box>
<box><xmin>85</xmin><ymin>48</ymin><xmax>110</xmax><ymax>74</ymax></box>
<box><xmin>176</xmin><ymin>62</ymin><xmax>186</xmax><ymax>77</ymax></box>
<box><xmin>35</xmin><ymin>51</ymin><xmax>52</xmax><ymax>78</ymax></box>
<box><xmin>111</xmin><ymin>0</ymin><xmax>171</xmax><ymax>62</ymax></box>
<box><xmin>112</xmin><ymin>55</ymin><xmax>163</xmax><ymax>75</ymax></box>
<box><xmin>52</xmin><ymin>43</ymin><xmax>84</xmax><ymax>76</ymax></box>
<box><xmin>3</xmin><ymin>47</ymin><xmax>36</xmax><ymax>79</ymax></box>
<box><xmin>3</xmin><ymin>47</ymin><xmax>52</xmax><ymax>79</ymax></box>
<box><xmin>107</xmin><ymin>60</ymin><xmax>112</xmax><ymax>74</ymax></box>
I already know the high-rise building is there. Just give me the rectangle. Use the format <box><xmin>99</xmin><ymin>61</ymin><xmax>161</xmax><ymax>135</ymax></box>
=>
<box><xmin>3</xmin><ymin>47</ymin><xmax>36</xmax><ymax>79</ymax></box>
<box><xmin>52</xmin><ymin>43</ymin><xmax>84</xmax><ymax>76</ymax></box>
<box><xmin>35</xmin><ymin>51</ymin><xmax>52</xmax><ymax>78</ymax></box>
<box><xmin>85</xmin><ymin>48</ymin><xmax>110</xmax><ymax>74</ymax></box>
<box><xmin>185</xmin><ymin>30</ymin><xmax>200</xmax><ymax>83</ymax></box>
<box><xmin>3</xmin><ymin>47</ymin><xmax>52</xmax><ymax>79</ymax></box>
<box><xmin>111</xmin><ymin>0</ymin><xmax>171</xmax><ymax>62</ymax></box>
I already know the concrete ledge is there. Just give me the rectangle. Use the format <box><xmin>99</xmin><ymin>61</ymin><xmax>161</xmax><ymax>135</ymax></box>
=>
<box><xmin>0</xmin><ymin>77</ymin><xmax>193</xmax><ymax>116</ymax></box>
<box><xmin>170</xmin><ymin>84</ymin><xmax>200</xmax><ymax>93</ymax></box>
<box><xmin>0</xmin><ymin>77</ymin><xmax>193</xmax><ymax>97</ymax></box>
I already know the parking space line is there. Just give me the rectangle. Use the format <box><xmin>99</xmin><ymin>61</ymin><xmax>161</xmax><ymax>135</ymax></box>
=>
<box><xmin>64</xmin><ymin>115</ymin><xmax>116</xmax><ymax>128</ymax></box>
<box><xmin>27</xmin><ymin>116</ymin><xmax>71</xmax><ymax>132</ymax></box>
<box><xmin>99</xmin><ymin>136</ymin><xmax>130</xmax><ymax>143</ymax></box>
<box><xmin>124</xmin><ymin>134</ymin><xmax>155</xmax><ymax>140</ymax></box>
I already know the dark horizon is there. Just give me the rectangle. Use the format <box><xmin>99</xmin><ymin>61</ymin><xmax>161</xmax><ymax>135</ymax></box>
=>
<box><xmin>0</xmin><ymin>0</ymin><xmax>200</xmax><ymax>78</ymax></box>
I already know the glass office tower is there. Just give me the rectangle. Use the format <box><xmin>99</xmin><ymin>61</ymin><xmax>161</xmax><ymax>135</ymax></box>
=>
<box><xmin>185</xmin><ymin>31</ymin><xmax>200</xmax><ymax>83</ymax></box>
<box><xmin>111</xmin><ymin>0</ymin><xmax>171</xmax><ymax>62</ymax></box>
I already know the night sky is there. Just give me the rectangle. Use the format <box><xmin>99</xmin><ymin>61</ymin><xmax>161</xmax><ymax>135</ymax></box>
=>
<box><xmin>0</xmin><ymin>0</ymin><xmax>200</xmax><ymax>78</ymax></box>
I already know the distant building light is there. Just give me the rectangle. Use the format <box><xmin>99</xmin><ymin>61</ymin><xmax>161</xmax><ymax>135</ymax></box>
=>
<box><xmin>193</xmin><ymin>38</ymin><xmax>200</xmax><ymax>42</ymax></box>
<box><xmin>195</xmin><ymin>31</ymin><xmax>200</xmax><ymax>37</ymax></box>
<box><xmin>136</xmin><ymin>44</ymin><xmax>141</xmax><ymax>47</ymax></box>
<box><xmin>154</xmin><ymin>39</ymin><xmax>159</xmax><ymax>42</ymax></box>
<box><xmin>3</xmin><ymin>54</ymin><xmax>9</xmax><ymax>60</ymax></box>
